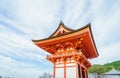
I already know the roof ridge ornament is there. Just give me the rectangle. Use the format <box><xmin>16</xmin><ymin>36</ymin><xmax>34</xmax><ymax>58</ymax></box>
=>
<box><xmin>60</xmin><ymin>21</ymin><xmax>64</xmax><ymax>25</ymax></box>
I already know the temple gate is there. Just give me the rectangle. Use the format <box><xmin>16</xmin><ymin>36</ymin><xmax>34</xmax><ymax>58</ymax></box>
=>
<box><xmin>32</xmin><ymin>22</ymin><xmax>98</xmax><ymax>78</ymax></box>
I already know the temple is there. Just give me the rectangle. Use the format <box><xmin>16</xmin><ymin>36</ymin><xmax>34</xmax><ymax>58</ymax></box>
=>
<box><xmin>32</xmin><ymin>22</ymin><xmax>98</xmax><ymax>78</ymax></box>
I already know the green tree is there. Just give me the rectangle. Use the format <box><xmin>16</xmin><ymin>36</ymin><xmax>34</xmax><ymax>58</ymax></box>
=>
<box><xmin>88</xmin><ymin>60</ymin><xmax>120</xmax><ymax>78</ymax></box>
<box><xmin>88</xmin><ymin>65</ymin><xmax>108</xmax><ymax>78</ymax></box>
<box><xmin>0</xmin><ymin>76</ymin><xmax>2</xmax><ymax>78</ymax></box>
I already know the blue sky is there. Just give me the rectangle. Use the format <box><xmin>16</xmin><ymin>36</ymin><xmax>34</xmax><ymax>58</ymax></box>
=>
<box><xmin>0</xmin><ymin>0</ymin><xmax>120</xmax><ymax>78</ymax></box>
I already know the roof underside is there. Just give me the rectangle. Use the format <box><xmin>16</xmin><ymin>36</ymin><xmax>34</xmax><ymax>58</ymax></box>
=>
<box><xmin>32</xmin><ymin>22</ymin><xmax>99</xmax><ymax>59</ymax></box>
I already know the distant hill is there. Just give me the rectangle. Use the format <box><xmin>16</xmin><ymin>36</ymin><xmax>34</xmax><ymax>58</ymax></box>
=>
<box><xmin>88</xmin><ymin>60</ymin><xmax>120</xmax><ymax>74</ymax></box>
<box><xmin>104</xmin><ymin>60</ymin><xmax>120</xmax><ymax>71</ymax></box>
<box><xmin>104</xmin><ymin>60</ymin><xmax>120</xmax><ymax>67</ymax></box>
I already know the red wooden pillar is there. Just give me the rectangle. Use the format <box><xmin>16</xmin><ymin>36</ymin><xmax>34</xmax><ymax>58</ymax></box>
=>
<box><xmin>75</xmin><ymin>61</ymin><xmax>78</xmax><ymax>78</ymax></box>
<box><xmin>53</xmin><ymin>63</ymin><xmax>56</xmax><ymax>78</ymax></box>
<box><xmin>85</xmin><ymin>69</ymin><xmax>88</xmax><ymax>78</ymax></box>
<box><xmin>63</xmin><ymin>58</ymin><xmax>66</xmax><ymax>78</ymax></box>
<box><xmin>80</xmin><ymin>66</ymin><xmax>82</xmax><ymax>78</ymax></box>
<box><xmin>84</xmin><ymin>68</ymin><xmax>87</xmax><ymax>78</ymax></box>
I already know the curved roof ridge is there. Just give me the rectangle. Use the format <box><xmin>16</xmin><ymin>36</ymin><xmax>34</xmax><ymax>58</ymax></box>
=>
<box><xmin>48</xmin><ymin>21</ymin><xmax>75</xmax><ymax>38</ymax></box>
<box><xmin>32</xmin><ymin>23</ymin><xmax>91</xmax><ymax>42</ymax></box>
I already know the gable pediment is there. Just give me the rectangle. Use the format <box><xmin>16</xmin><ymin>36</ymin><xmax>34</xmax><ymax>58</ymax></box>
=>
<box><xmin>49</xmin><ymin>21</ymin><xmax>74</xmax><ymax>37</ymax></box>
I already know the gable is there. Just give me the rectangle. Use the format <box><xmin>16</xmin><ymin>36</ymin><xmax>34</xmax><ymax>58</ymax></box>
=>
<box><xmin>49</xmin><ymin>21</ymin><xmax>74</xmax><ymax>37</ymax></box>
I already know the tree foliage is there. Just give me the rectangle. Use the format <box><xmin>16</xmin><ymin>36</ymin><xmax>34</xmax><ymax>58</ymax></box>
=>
<box><xmin>88</xmin><ymin>60</ymin><xmax>120</xmax><ymax>78</ymax></box>
<box><xmin>104</xmin><ymin>60</ymin><xmax>120</xmax><ymax>71</ymax></box>
<box><xmin>39</xmin><ymin>73</ymin><xmax>52</xmax><ymax>78</ymax></box>
<box><xmin>88</xmin><ymin>65</ymin><xmax>107</xmax><ymax>78</ymax></box>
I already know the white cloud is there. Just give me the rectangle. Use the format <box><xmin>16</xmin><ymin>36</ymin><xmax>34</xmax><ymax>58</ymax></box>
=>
<box><xmin>90</xmin><ymin>41</ymin><xmax>120</xmax><ymax>64</ymax></box>
<box><xmin>0</xmin><ymin>0</ymin><xmax>56</xmax><ymax>77</ymax></box>
<box><xmin>89</xmin><ymin>0</ymin><xmax>120</xmax><ymax>64</ymax></box>
<box><xmin>91</xmin><ymin>0</ymin><xmax>120</xmax><ymax>40</ymax></box>
<box><xmin>60</xmin><ymin>0</ymin><xmax>91</xmax><ymax>28</ymax></box>
<box><xmin>0</xmin><ymin>25</ymin><xmax>46</xmax><ymax>60</ymax></box>
<box><xmin>10</xmin><ymin>0</ymin><xmax>62</xmax><ymax>39</ymax></box>
<box><xmin>0</xmin><ymin>55</ymin><xmax>48</xmax><ymax>78</ymax></box>
<box><xmin>0</xmin><ymin>0</ymin><xmax>120</xmax><ymax>77</ymax></box>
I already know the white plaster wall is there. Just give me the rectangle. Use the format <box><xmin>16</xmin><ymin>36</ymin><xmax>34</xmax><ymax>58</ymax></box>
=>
<box><xmin>56</xmin><ymin>68</ymin><xmax>64</xmax><ymax>78</ymax></box>
<box><xmin>66</xmin><ymin>67</ymin><xmax>76</xmax><ymax>78</ymax></box>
